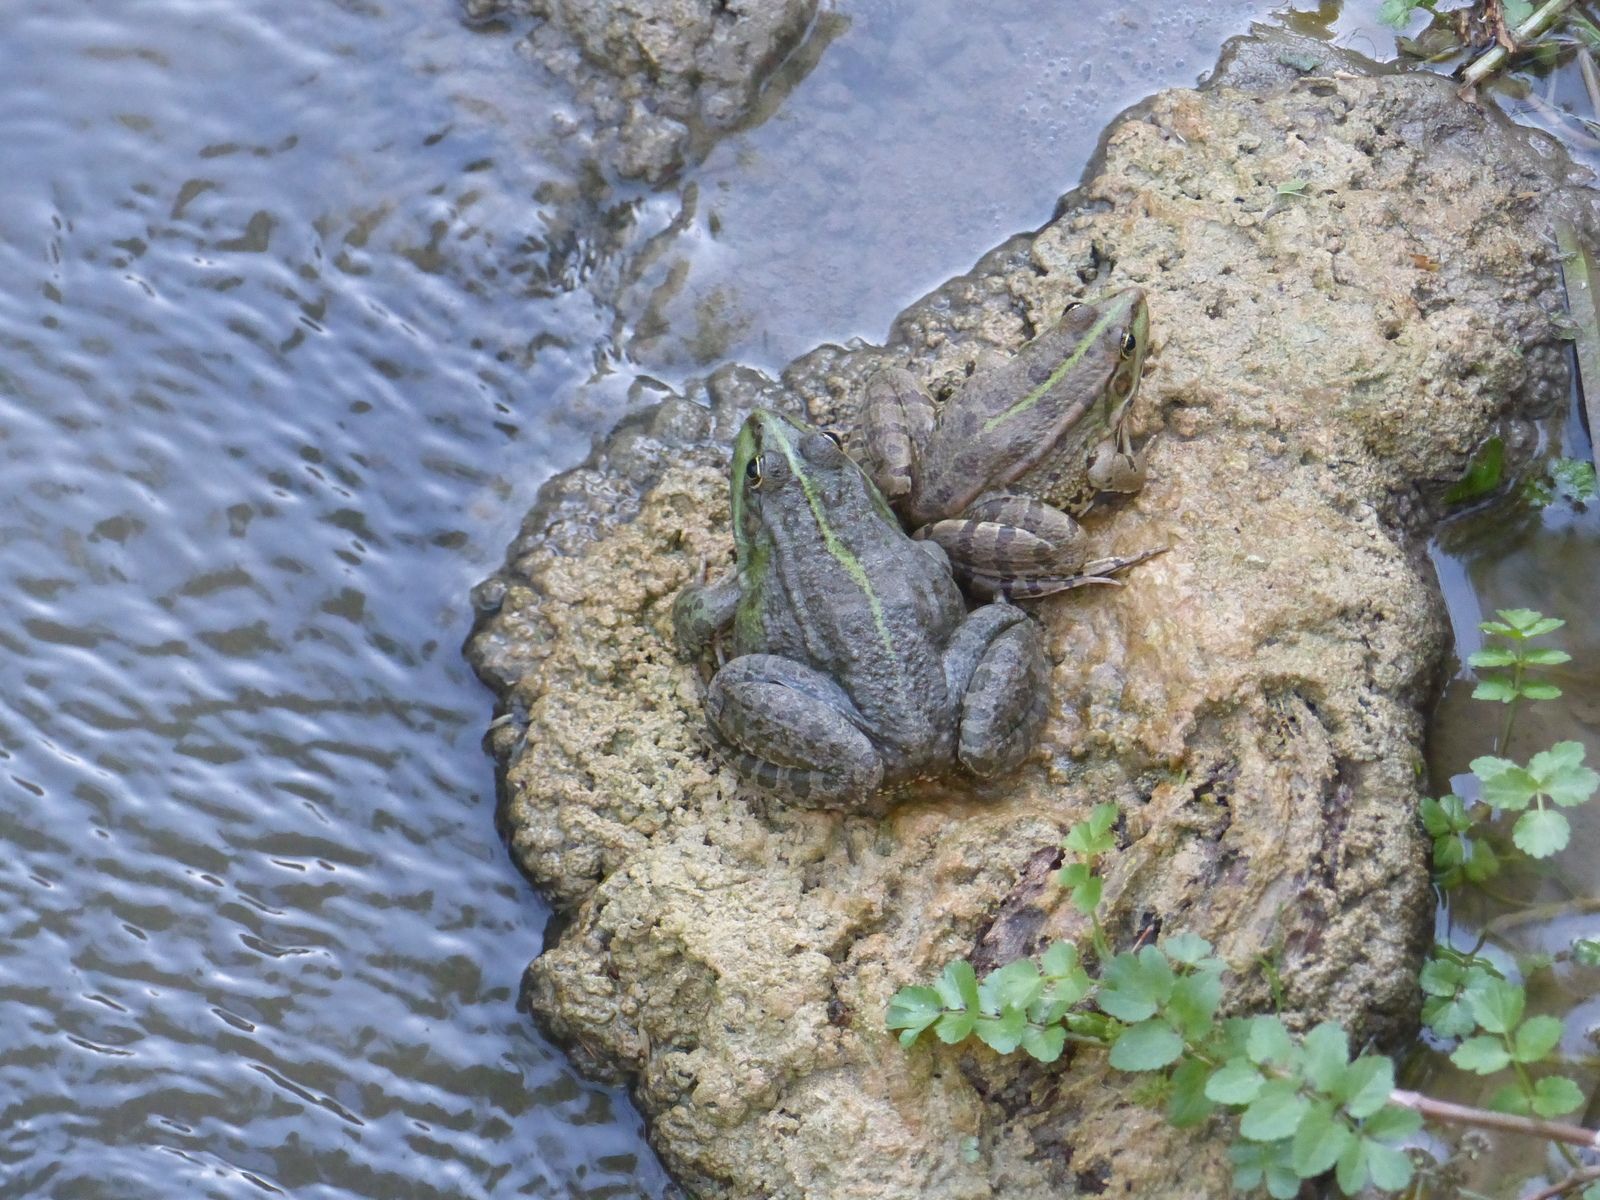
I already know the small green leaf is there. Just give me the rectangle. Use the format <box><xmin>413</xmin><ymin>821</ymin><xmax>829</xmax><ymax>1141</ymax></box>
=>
<box><xmin>1069</xmin><ymin>875</ymin><xmax>1102</xmax><ymax>916</ymax></box>
<box><xmin>935</xmin><ymin>960</ymin><xmax>980</xmax><ymax>1013</ymax></box>
<box><xmin>1472</xmin><ymin>678</ymin><xmax>1517</xmax><ymax>703</ymax></box>
<box><xmin>1246</xmin><ymin>1015</ymin><xmax>1295</xmax><ymax>1068</ymax></box>
<box><xmin>1378</xmin><ymin>0</ymin><xmax>1417</xmax><ymax>29</ymax></box>
<box><xmin>1240</xmin><ymin>1079</ymin><xmax>1310</xmax><ymax>1142</ymax></box>
<box><xmin>1488</xmin><ymin>1083</ymin><xmax>1531</xmax><ymax>1115</ymax></box>
<box><xmin>1513</xmin><ymin>809</ymin><xmax>1570</xmax><ymax>858</ymax></box>
<box><xmin>975</xmin><ymin>1006</ymin><xmax>1028</xmax><ymax>1054</ymax></box>
<box><xmin>1422</xmin><ymin>993</ymin><xmax>1476</xmax><ymax>1038</ymax></box>
<box><xmin>979</xmin><ymin>959</ymin><xmax>1044</xmax><ymax>1016</ymax></box>
<box><xmin>1301</xmin><ymin>1023</ymin><xmax>1350</xmax><ymax>1093</ymax></box>
<box><xmin>1361</xmin><ymin>1104</ymin><xmax>1423</xmax><ymax>1142</ymax></box>
<box><xmin>1467</xmin><ymin>647</ymin><xmax>1517</xmax><ymax>667</ymax></box>
<box><xmin>1365</xmin><ymin>1140</ymin><xmax>1415</xmax><ymax>1190</ymax></box>
<box><xmin>1533</xmin><ymin>742</ymin><xmax>1600</xmax><ymax>806</ymax></box>
<box><xmin>1063</xmin><ymin>803</ymin><xmax>1118</xmax><ymax>854</ymax></box>
<box><xmin>1162</xmin><ymin>932</ymin><xmax>1212</xmax><ymax>965</ymax></box>
<box><xmin>1418</xmin><ymin>796</ymin><xmax>1450</xmax><ymax>837</ymax></box>
<box><xmin>1471</xmin><ymin>757</ymin><xmax>1537</xmax><ymax>810</ymax></box>
<box><xmin>1040</xmin><ymin>941</ymin><xmax>1079</xmax><ymax>979</ymax></box>
<box><xmin>1335</xmin><ymin>1135</ymin><xmax>1370</xmax><ymax>1193</ymax></box>
<box><xmin>1291</xmin><ymin>1101</ymin><xmax>1353</xmax><ymax>1177</ymax></box>
<box><xmin>885</xmin><ymin>986</ymin><xmax>944</xmax><ymax>1040</ymax></box>
<box><xmin>1419</xmin><ymin>956</ymin><xmax>1464</xmax><ymax>997</ymax></box>
<box><xmin>1337</xmin><ymin>1055</ymin><xmax>1395</xmax><ymax>1119</ymax></box>
<box><xmin>1520</xmin><ymin>681</ymin><xmax>1563</xmax><ymax>701</ymax></box>
<box><xmin>1574</xmin><ymin>938</ymin><xmax>1600</xmax><ymax>967</ymax></box>
<box><xmin>1464</xmin><ymin>837</ymin><xmax>1500</xmax><ymax>882</ymax></box>
<box><xmin>934</xmin><ymin>1007</ymin><xmax>977</xmax><ymax>1043</ymax></box>
<box><xmin>1532</xmin><ymin>1075</ymin><xmax>1584</xmax><ymax>1117</ymax></box>
<box><xmin>1497</xmin><ymin>609</ymin><xmax>1557</xmax><ymax>636</ymax></box>
<box><xmin>1166</xmin><ymin>1056</ymin><xmax>1214</xmax><ymax>1128</ymax></box>
<box><xmin>1520</xmin><ymin>647</ymin><xmax>1572</xmax><ymax>666</ymax></box>
<box><xmin>1277</xmin><ymin>178</ymin><xmax>1309</xmax><ymax>196</ymax></box>
<box><xmin>1467</xmin><ymin>981</ymin><xmax>1528</xmax><ymax>1035</ymax></box>
<box><xmin>1021</xmin><ymin>1022</ymin><xmax>1066</xmax><ymax>1063</ymax></box>
<box><xmin>1108</xmin><ymin>1019</ymin><xmax>1185</xmax><ymax>1071</ymax></box>
<box><xmin>1513</xmin><ymin>1014</ymin><xmax>1564</xmax><ymax>1063</ymax></box>
<box><xmin>1206</xmin><ymin>1058</ymin><xmax>1267</xmax><ymax>1105</ymax></box>
<box><xmin>1451</xmin><ymin>1035</ymin><xmax>1512</xmax><ymax>1074</ymax></box>
<box><xmin>1166</xmin><ymin>969</ymin><xmax>1223</xmax><ymax>1040</ymax></box>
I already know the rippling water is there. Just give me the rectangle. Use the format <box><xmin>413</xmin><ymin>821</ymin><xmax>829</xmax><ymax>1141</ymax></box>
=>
<box><xmin>4</xmin><ymin>0</ymin><xmax>1595</xmax><ymax>1195</ymax></box>
<box><xmin>0</xmin><ymin>4</ymin><xmax>673</xmax><ymax>1195</ymax></box>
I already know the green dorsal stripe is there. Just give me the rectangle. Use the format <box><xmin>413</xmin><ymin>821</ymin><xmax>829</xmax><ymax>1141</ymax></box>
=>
<box><xmin>981</xmin><ymin>299</ymin><xmax>1129</xmax><ymax>434</ymax></box>
<box><xmin>767</xmin><ymin>419</ymin><xmax>901</xmax><ymax>670</ymax></box>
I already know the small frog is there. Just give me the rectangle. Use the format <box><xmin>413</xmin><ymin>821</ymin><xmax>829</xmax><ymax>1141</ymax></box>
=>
<box><xmin>859</xmin><ymin>287</ymin><xmax>1158</xmax><ymax>599</ymax></box>
<box><xmin>673</xmin><ymin>408</ymin><xmax>1047</xmax><ymax>807</ymax></box>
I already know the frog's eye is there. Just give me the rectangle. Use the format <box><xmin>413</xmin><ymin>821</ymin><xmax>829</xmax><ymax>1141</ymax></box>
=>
<box><xmin>1120</xmin><ymin>331</ymin><xmax>1138</xmax><ymax>358</ymax></box>
<box><xmin>821</xmin><ymin>429</ymin><xmax>845</xmax><ymax>451</ymax></box>
<box><xmin>1063</xmin><ymin>301</ymin><xmax>1083</xmax><ymax>313</ymax></box>
<box><xmin>745</xmin><ymin>455</ymin><xmax>764</xmax><ymax>489</ymax></box>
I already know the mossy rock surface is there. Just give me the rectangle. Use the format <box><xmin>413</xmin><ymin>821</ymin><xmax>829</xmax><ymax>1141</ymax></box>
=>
<box><xmin>468</xmin><ymin>40</ymin><xmax>1588</xmax><ymax>1200</ymax></box>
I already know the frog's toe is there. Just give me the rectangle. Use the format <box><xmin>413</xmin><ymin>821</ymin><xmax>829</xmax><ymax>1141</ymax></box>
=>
<box><xmin>957</xmin><ymin>620</ymin><xmax>1047</xmax><ymax>778</ymax></box>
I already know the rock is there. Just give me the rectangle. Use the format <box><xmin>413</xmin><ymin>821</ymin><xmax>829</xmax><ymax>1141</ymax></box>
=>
<box><xmin>471</xmin><ymin>0</ymin><xmax>823</xmax><ymax>182</ymax></box>
<box><xmin>468</xmin><ymin>39</ymin><xmax>1589</xmax><ymax>1200</ymax></box>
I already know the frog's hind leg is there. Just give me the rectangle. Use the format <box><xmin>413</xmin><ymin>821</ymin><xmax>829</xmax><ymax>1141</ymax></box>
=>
<box><xmin>965</xmin><ymin>546</ymin><xmax>1169</xmax><ymax>600</ymax></box>
<box><xmin>705</xmin><ymin>653</ymin><xmax>884</xmax><ymax>805</ymax></box>
<box><xmin>857</xmin><ymin>367</ymin><xmax>935</xmax><ymax>505</ymax></box>
<box><xmin>944</xmin><ymin>603</ymin><xmax>1048</xmax><ymax>779</ymax></box>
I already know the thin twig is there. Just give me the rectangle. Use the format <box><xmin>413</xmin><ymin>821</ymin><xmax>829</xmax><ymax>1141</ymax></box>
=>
<box><xmin>1390</xmin><ymin>1089</ymin><xmax>1600</xmax><ymax>1148</ymax></box>
<box><xmin>1527</xmin><ymin>1162</ymin><xmax>1600</xmax><ymax>1200</ymax></box>
<box><xmin>1461</xmin><ymin>0</ymin><xmax>1578</xmax><ymax>89</ymax></box>
<box><xmin>1579</xmin><ymin>46</ymin><xmax>1600</xmax><ymax>119</ymax></box>
<box><xmin>1490</xmin><ymin>0</ymin><xmax>1519</xmax><ymax>52</ymax></box>
<box><xmin>1483</xmin><ymin>896</ymin><xmax>1600</xmax><ymax>936</ymax></box>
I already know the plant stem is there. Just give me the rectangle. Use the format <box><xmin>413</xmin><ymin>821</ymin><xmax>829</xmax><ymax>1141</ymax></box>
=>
<box><xmin>1460</xmin><ymin>0</ymin><xmax>1578</xmax><ymax>89</ymax></box>
<box><xmin>1390</xmin><ymin>1088</ymin><xmax>1600</xmax><ymax>1147</ymax></box>
<box><xmin>1484</xmin><ymin>896</ymin><xmax>1600</xmax><ymax>936</ymax></box>
<box><xmin>1499</xmin><ymin>659</ymin><xmax>1522</xmax><ymax>753</ymax></box>
<box><xmin>1527</xmin><ymin>1162</ymin><xmax>1600</xmax><ymax>1200</ymax></box>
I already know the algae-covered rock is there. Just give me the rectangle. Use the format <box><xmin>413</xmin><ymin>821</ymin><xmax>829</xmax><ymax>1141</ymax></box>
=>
<box><xmin>468</xmin><ymin>43</ymin><xmax>1588</xmax><ymax>1199</ymax></box>
<box><xmin>466</xmin><ymin>0</ymin><xmax>823</xmax><ymax>182</ymax></box>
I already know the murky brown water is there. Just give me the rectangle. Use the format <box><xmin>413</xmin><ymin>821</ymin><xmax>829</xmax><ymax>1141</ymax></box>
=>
<box><xmin>2</xmin><ymin>0</ymin><xmax>1596</xmax><ymax>1195</ymax></box>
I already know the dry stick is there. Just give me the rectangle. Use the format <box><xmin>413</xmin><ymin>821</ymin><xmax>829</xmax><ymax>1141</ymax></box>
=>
<box><xmin>1579</xmin><ymin>44</ymin><xmax>1600</xmax><ymax>118</ymax></box>
<box><xmin>1460</xmin><ymin>0</ymin><xmax>1578</xmax><ymax>89</ymax></box>
<box><xmin>1483</xmin><ymin>895</ymin><xmax>1600</xmax><ymax>936</ymax></box>
<box><xmin>1527</xmin><ymin>1163</ymin><xmax>1600</xmax><ymax>1200</ymax></box>
<box><xmin>1390</xmin><ymin>1089</ymin><xmax>1600</xmax><ymax>1149</ymax></box>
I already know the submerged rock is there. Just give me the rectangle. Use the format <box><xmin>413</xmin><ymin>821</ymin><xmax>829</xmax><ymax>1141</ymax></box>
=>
<box><xmin>467</xmin><ymin>0</ymin><xmax>824</xmax><ymax>182</ymax></box>
<box><xmin>468</xmin><ymin>40</ymin><xmax>1587</xmax><ymax>1200</ymax></box>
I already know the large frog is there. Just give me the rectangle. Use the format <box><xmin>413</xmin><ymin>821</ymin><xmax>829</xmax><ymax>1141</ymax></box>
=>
<box><xmin>858</xmin><ymin>287</ymin><xmax>1158</xmax><ymax>599</ymax></box>
<box><xmin>673</xmin><ymin>408</ymin><xmax>1047</xmax><ymax>807</ymax></box>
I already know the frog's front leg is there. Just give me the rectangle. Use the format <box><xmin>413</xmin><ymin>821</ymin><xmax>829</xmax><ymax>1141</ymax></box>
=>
<box><xmin>1085</xmin><ymin>424</ymin><xmax>1151</xmax><ymax>495</ymax></box>
<box><xmin>672</xmin><ymin>570</ymin><xmax>742</xmax><ymax>659</ymax></box>
<box><xmin>704</xmin><ymin>653</ymin><xmax>885</xmax><ymax>805</ymax></box>
<box><xmin>942</xmin><ymin>602</ymin><xmax>1047</xmax><ymax>778</ymax></box>
<box><xmin>857</xmin><ymin>367</ymin><xmax>935</xmax><ymax>506</ymax></box>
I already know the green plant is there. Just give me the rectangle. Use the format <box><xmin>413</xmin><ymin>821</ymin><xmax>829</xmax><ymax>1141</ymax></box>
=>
<box><xmin>886</xmin><ymin>607</ymin><xmax>1598</xmax><ymax>1198</ymax></box>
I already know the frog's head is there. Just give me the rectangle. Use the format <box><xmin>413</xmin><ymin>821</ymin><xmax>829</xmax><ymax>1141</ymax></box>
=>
<box><xmin>1095</xmin><ymin>286</ymin><xmax>1149</xmax><ymax>424</ymax></box>
<box><xmin>731</xmin><ymin>408</ymin><xmax>894</xmax><ymax>553</ymax></box>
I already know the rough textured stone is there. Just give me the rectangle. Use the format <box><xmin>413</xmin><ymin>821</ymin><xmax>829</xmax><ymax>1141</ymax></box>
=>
<box><xmin>468</xmin><ymin>43</ymin><xmax>1589</xmax><ymax>1200</ymax></box>
<box><xmin>467</xmin><ymin>0</ymin><xmax>822</xmax><ymax>182</ymax></box>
